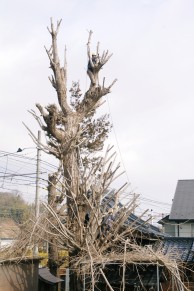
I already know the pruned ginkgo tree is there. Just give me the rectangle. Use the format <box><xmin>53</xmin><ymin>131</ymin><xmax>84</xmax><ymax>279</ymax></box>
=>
<box><xmin>29</xmin><ymin>19</ymin><xmax>116</xmax><ymax>204</ymax></box>
<box><xmin>26</xmin><ymin>18</ymin><xmax>118</xmax><ymax>285</ymax></box>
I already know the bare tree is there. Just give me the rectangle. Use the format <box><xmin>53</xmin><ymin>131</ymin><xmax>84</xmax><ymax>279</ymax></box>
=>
<box><xmin>28</xmin><ymin>19</ymin><xmax>116</xmax><ymax>205</ymax></box>
<box><xmin>25</xmin><ymin>18</ymin><xmax>117</xmax><ymax>286</ymax></box>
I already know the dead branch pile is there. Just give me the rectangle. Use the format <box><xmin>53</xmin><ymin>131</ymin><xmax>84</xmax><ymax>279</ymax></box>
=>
<box><xmin>0</xmin><ymin>147</ymin><xmax>190</xmax><ymax>290</ymax></box>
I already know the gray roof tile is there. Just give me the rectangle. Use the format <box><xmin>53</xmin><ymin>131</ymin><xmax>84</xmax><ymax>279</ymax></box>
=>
<box><xmin>170</xmin><ymin>180</ymin><xmax>194</xmax><ymax>220</ymax></box>
<box><xmin>161</xmin><ymin>237</ymin><xmax>194</xmax><ymax>262</ymax></box>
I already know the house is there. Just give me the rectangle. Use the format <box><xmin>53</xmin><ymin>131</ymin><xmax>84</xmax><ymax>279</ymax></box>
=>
<box><xmin>159</xmin><ymin>179</ymin><xmax>194</xmax><ymax>237</ymax></box>
<box><xmin>158</xmin><ymin>180</ymin><xmax>194</xmax><ymax>290</ymax></box>
<box><xmin>97</xmin><ymin>182</ymin><xmax>194</xmax><ymax>290</ymax></box>
<box><xmin>92</xmin><ymin>190</ymin><xmax>169</xmax><ymax>290</ymax></box>
<box><xmin>99</xmin><ymin>183</ymin><xmax>194</xmax><ymax>290</ymax></box>
<box><xmin>103</xmin><ymin>189</ymin><xmax>163</xmax><ymax>244</ymax></box>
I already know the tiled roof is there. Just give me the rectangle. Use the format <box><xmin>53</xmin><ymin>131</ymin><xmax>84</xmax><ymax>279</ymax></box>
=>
<box><xmin>161</xmin><ymin>237</ymin><xmax>194</xmax><ymax>262</ymax></box>
<box><xmin>102</xmin><ymin>190</ymin><xmax>162</xmax><ymax>237</ymax></box>
<box><xmin>170</xmin><ymin>180</ymin><xmax>194</xmax><ymax>220</ymax></box>
<box><xmin>157</xmin><ymin>215</ymin><xmax>169</xmax><ymax>225</ymax></box>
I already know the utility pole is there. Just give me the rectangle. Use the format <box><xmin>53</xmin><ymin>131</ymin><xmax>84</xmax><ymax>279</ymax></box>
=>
<box><xmin>34</xmin><ymin>130</ymin><xmax>41</xmax><ymax>256</ymax></box>
<box><xmin>157</xmin><ymin>263</ymin><xmax>160</xmax><ymax>291</ymax></box>
<box><xmin>35</xmin><ymin>130</ymin><xmax>41</xmax><ymax>218</ymax></box>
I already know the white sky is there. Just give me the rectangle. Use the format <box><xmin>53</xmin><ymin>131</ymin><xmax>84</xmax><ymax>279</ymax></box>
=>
<box><xmin>1</xmin><ymin>0</ymin><xmax>194</xmax><ymax>219</ymax></box>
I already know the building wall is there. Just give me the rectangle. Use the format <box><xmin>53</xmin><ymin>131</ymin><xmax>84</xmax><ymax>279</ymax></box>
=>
<box><xmin>164</xmin><ymin>224</ymin><xmax>175</xmax><ymax>236</ymax></box>
<box><xmin>164</xmin><ymin>222</ymin><xmax>194</xmax><ymax>237</ymax></box>
<box><xmin>0</xmin><ymin>260</ymin><xmax>39</xmax><ymax>291</ymax></box>
<box><xmin>179</xmin><ymin>223</ymin><xmax>192</xmax><ymax>237</ymax></box>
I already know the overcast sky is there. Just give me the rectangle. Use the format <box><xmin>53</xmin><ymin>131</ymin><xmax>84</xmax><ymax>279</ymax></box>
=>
<box><xmin>1</xmin><ymin>0</ymin><xmax>194</xmax><ymax>218</ymax></box>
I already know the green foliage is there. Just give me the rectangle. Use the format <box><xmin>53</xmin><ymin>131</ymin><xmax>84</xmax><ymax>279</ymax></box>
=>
<box><xmin>69</xmin><ymin>81</ymin><xmax>82</xmax><ymax>110</ymax></box>
<box><xmin>70</xmin><ymin>81</ymin><xmax>112</xmax><ymax>155</ymax></box>
<box><xmin>0</xmin><ymin>191</ymin><xmax>32</xmax><ymax>224</ymax></box>
<box><xmin>80</xmin><ymin>114</ymin><xmax>112</xmax><ymax>152</ymax></box>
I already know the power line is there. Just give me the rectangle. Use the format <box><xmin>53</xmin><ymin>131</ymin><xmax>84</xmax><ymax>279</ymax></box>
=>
<box><xmin>0</xmin><ymin>172</ymin><xmax>37</xmax><ymax>178</ymax></box>
<box><xmin>0</xmin><ymin>149</ymin><xmax>172</xmax><ymax>214</ymax></box>
<box><xmin>105</xmin><ymin>95</ymin><xmax>131</xmax><ymax>183</ymax></box>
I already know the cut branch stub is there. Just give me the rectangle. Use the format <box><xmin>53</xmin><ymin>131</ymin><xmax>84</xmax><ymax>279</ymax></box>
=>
<box><xmin>86</xmin><ymin>30</ymin><xmax>114</xmax><ymax>90</ymax></box>
<box><xmin>36</xmin><ymin>103</ymin><xmax>65</xmax><ymax>142</ymax></box>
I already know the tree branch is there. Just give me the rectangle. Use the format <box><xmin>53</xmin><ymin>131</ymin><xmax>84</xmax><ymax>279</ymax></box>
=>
<box><xmin>46</xmin><ymin>19</ymin><xmax>71</xmax><ymax>116</ymax></box>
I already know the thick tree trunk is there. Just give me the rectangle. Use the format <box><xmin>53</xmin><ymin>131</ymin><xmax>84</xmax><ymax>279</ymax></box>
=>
<box><xmin>69</xmin><ymin>250</ymin><xmax>83</xmax><ymax>291</ymax></box>
<box><xmin>63</xmin><ymin>150</ymin><xmax>79</xmax><ymax>211</ymax></box>
<box><xmin>62</xmin><ymin>149</ymin><xmax>86</xmax><ymax>244</ymax></box>
<box><xmin>48</xmin><ymin>239</ymin><xmax>58</xmax><ymax>276</ymax></box>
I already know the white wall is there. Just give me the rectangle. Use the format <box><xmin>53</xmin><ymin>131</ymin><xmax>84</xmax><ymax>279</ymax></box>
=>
<box><xmin>164</xmin><ymin>222</ymin><xmax>194</xmax><ymax>237</ymax></box>
<box><xmin>179</xmin><ymin>223</ymin><xmax>191</xmax><ymax>237</ymax></box>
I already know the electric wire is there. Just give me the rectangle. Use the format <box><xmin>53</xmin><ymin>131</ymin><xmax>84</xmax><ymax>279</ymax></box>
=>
<box><xmin>0</xmin><ymin>149</ymin><xmax>172</xmax><ymax>223</ymax></box>
<box><xmin>105</xmin><ymin>95</ymin><xmax>130</xmax><ymax>183</ymax></box>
